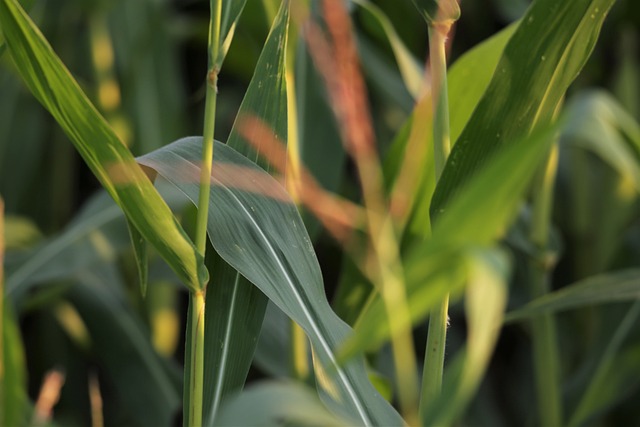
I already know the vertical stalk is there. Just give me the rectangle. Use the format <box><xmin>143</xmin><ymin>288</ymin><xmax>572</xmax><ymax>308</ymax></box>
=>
<box><xmin>420</xmin><ymin>19</ymin><xmax>454</xmax><ymax>418</ymax></box>
<box><xmin>284</xmin><ymin>18</ymin><xmax>309</xmax><ymax>380</ymax></box>
<box><xmin>187</xmin><ymin>1</ymin><xmax>222</xmax><ymax>426</ymax></box>
<box><xmin>529</xmin><ymin>144</ymin><xmax>562</xmax><ymax>426</ymax></box>
<box><xmin>188</xmin><ymin>291</ymin><xmax>206</xmax><ymax>427</ymax></box>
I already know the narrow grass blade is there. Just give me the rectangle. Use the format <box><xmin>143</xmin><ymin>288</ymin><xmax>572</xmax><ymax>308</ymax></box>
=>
<box><xmin>504</xmin><ymin>269</ymin><xmax>640</xmax><ymax>322</ymax></box>
<box><xmin>352</xmin><ymin>0</ymin><xmax>423</xmax><ymax>98</ymax></box>
<box><xmin>138</xmin><ymin>137</ymin><xmax>404</xmax><ymax>426</ymax></box>
<box><xmin>431</xmin><ymin>0</ymin><xmax>616</xmax><ymax>216</ymax></box>
<box><xmin>5</xmin><ymin>193</ymin><xmax>128</xmax><ymax>304</ymax></box>
<box><xmin>0</xmin><ymin>0</ymin><xmax>207</xmax><ymax>292</ymax></box>
<box><xmin>216</xmin><ymin>0</ymin><xmax>248</xmax><ymax>69</ymax></box>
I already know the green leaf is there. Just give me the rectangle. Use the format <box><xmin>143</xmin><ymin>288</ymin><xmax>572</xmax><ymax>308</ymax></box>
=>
<box><xmin>504</xmin><ymin>269</ymin><xmax>640</xmax><ymax>322</ymax></box>
<box><xmin>447</xmin><ymin>23</ymin><xmax>518</xmax><ymax>146</ymax></box>
<box><xmin>5</xmin><ymin>193</ymin><xmax>128</xmax><ymax>305</ymax></box>
<box><xmin>410</xmin><ymin>0</ymin><xmax>460</xmax><ymax>25</ymax></box>
<box><xmin>431</xmin><ymin>0</ymin><xmax>617</xmax><ymax>217</ymax></box>
<box><xmin>342</xmin><ymin>125</ymin><xmax>556</xmax><ymax>358</ymax></box>
<box><xmin>217</xmin><ymin>0</ymin><xmax>248</xmax><ymax>69</ymax></box>
<box><xmin>200</xmin><ymin>2</ymin><xmax>290</xmax><ymax>425</ymax></box>
<box><xmin>562</xmin><ymin>90</ymin><xmax>640</xmax><ymax>192</ymax></box>
<box><xmin>0</xmin><ymin>0</ymin><xmax>207</xmax><ymax>292</ymax></box>
<box><xmin>1</xmin><ymin>302</ymin><xmax>29</xmax><ymax>427</ymax></box>
<box><xmin>201</xmin><ymin>251</ymin><xmax>269</xmax><ymax>426</ymax></box>
<box><xmin>70</xmin><ymin>266</ymin><xmax>181</xmax><ymax>427</ymax></box>
<box><xmin>126</xmin><ymin>218</ymin><xmax>148</xmax><ymax>297</ymax></box>
<box><xmin>353</xmin><ymin>0</ymin><xmax>423</xmax><ymax>98</ymax></box>
<box><xmin>383</xmin><ymin>23</ymin><xmax>517</xmax><ymax>240</ymax></box>
<box><xmin>138</xmin><ymin>137</ymin><xmax>404</xmax><ymax>426</ymax></box>
<box><xmin>216</xmin><ymin>381</ymin><xmax>354</xmax><ymax>426</ymax></box>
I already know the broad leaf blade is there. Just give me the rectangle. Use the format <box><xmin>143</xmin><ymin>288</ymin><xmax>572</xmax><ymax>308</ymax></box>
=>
<box><xmin>432</xmin><ymin>0</ymin><xmax>616</xmax><ymax>216</ymax></box>
<box><xmin>0</xmin><ymin>0</ymin><xmax>206</xmax><ymax>291</ymax></box>
<box><xmin>138</xmin><ymin>137</ymin><xmax>404</xmax><ymax>426</ymax></box>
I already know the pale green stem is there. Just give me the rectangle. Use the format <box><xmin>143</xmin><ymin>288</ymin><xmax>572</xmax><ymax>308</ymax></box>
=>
<box><xmin>188</xmin><ymin>1</ymin><xmax>222</xmax><ymax>426</ymax></box>
<box><xmin>195</xmin><ymin>0</ymin><xmax>223</xmax><ymax>254</ymax></box>
<box><xmin>420</xmin><ymin>22</ymin><xmax>453</xmax><ymax>419</ymax></box>
<box><xmin>188</xmin><ymin>291</ymin><xmax>206</xmax><ymax>427</ymax></box>
<box><xmin>529</xmin><ymin>144</ymin><xmax>562</xmax><ymax>427</ymax></box>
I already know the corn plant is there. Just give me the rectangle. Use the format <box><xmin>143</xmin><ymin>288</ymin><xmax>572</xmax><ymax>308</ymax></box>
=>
<box><xmin>1</xmin><ymin>0</ymin><xmax>640</xmax><ymax>426</ymax></box>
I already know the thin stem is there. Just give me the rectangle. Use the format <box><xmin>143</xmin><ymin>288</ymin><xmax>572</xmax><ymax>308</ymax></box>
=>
<box><xmin>429</xmin><ymin>24</ymin><xmax>452</xmax><ymax>179</ymax></box>
<box><xmin>188</xmin><ymin>1</ymin><xmax>222</xmax><ymax>426</ymax></box>
<box><xmin>420</xmin><ymin>21</ymin><xmax>453</xmax><ymax>418</ymax></box>
<box><xmin>188</xmin><ymin>291</ymin><xmax>206</xmax><ymax>427</ymax></box>
<box><xmin>195</xmin><ymin>0</ymin><xmax>223</xmax><ymax>254</ymax></box>
<box><xmin>529</xmin><ymin>144</ymin><xmax>562</xmax><ymax>426</ymax></box>
<box><xmin>284</xmin><ymin>21</ymin><xmax>310</xmax><ymax>380</ymax></box>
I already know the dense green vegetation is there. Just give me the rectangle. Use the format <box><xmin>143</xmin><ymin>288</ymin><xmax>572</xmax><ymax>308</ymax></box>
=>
<box><xmin>1</xmin><ymin>0</ymin><xmax>639</xmax><ymax>425</ymax></box>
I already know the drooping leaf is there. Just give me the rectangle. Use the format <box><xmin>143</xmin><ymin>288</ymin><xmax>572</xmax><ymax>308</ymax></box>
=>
<box><xmin>138</xmin><ymin>137</ymin><xmax>404</xmax><ymax>426</ymax></box>
<box><xmin>504</xmin><ymin>269</ymin><xmax>640</xmax><ymax>322</ymax></box>
<box><xmin>431</xmin><ymin>0</ymin><xmax>617</xmax><ymax>217</ymax></box>
<box><xmin>5</xmin><ymin>193</ymin><xmax>128</xmax><ymax>305</ymax></box>
<box><xmin>561</xmin><ymin>90</ymin><xmax>640</xmax><ymax>192</ymax></box>
<box><xmin>0</xmin><ymin>0</ymin><xmax>207</xmax><ymax>292</ymax></box>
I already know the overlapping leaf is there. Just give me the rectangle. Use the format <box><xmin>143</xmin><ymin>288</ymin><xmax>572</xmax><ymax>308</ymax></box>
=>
<box><xmin>138</xmin><ymin>137</ymin><xmax>403</xmax><ymax>426</ymax></box>
<box><xmin>341</xmin><ymin>125</ymin><xmax>557</xmax><ymax>358</ymax></box>
<box><xmin>0</xmin><ymin>0</ymin><xmax>207</xmax><ymax>292</ymax></box>
<box><xmin>431</xmin><ymin>0</ymin><xmax>617</xmax><ymax>216</ymax></box>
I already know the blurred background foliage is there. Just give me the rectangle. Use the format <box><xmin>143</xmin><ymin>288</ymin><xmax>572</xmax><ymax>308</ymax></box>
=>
<box><xmin>1</xmin><ymin>0</ymin><xmax>639</xmax><ymax>426</ymax></box>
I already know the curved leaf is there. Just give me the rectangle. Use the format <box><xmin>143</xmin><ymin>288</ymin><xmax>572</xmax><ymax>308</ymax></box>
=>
<box><xmin>0</xmin><ymin>0</ymin><xmax>207</xmax><ymax>292</ymax></box>
<box><xmin>138</xmin><ymin>137</ymin><xmax>403</xmax><ymax>426</ymax></box>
